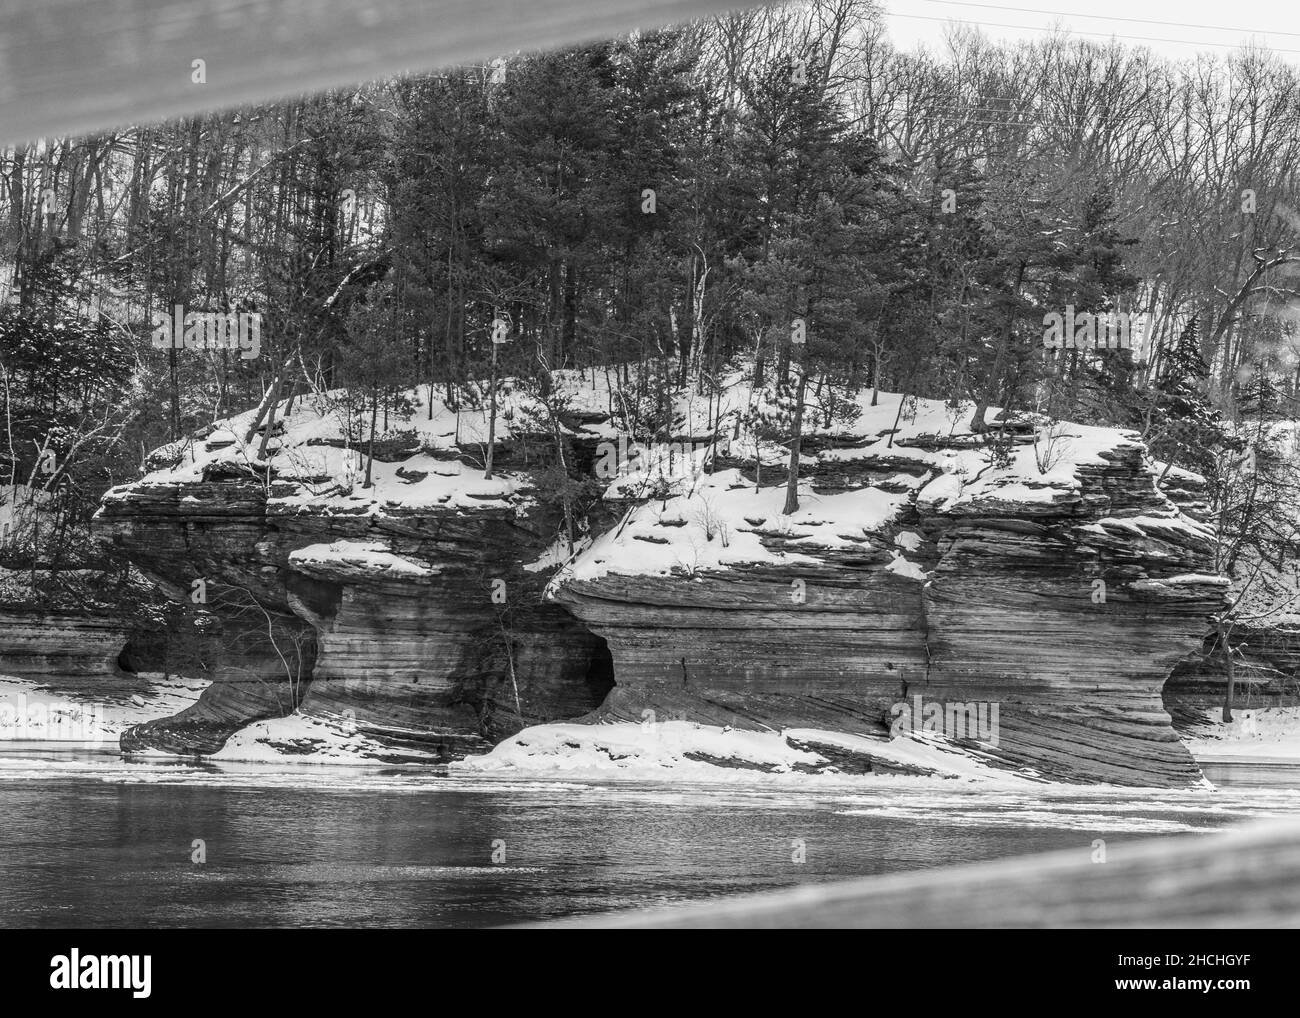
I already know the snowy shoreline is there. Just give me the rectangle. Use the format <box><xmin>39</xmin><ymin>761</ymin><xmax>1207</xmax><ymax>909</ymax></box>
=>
<box><xmin>6</xmin><ymin>673</ymin><xmax>1298</xmax><ymax>784</ymax></box>
<box><xmin>0</xmin><ymin>674</ymin><xmax>208</xmax><ymax>745</ymax></box>
<box><xmin>1182</xmin><ymin>706</ymin><xmax>1300</xmax><ymax>764</ymax></box>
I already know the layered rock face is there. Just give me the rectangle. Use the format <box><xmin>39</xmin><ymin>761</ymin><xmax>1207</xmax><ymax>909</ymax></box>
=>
<box><xmin>917</xmin><ymin>444</ymin><xmax>1228</xmax><ymax>784</ymax></box>
<box><xmin>96</xmin><ymin>412</ymin><xmax>613</xmax><ymax>759</ymax></box>
<box><xmin>281</xmin><ymin>525</ymin><xmax>612</xmax><ymax>759</ymax></box>
<box><xmin>551</xmin><ymin>401</ymin><xmax>1227</xmax><ymax>786</ymax></box>
<box><xmin>97</xmin><ymin>477</ymin><xmax>319</xmax><ymax>754</ymax></box>
<box><xmin>0</xmin><ymin>609</ymin><xmax>132</xmax><ymax>682</ymax></box>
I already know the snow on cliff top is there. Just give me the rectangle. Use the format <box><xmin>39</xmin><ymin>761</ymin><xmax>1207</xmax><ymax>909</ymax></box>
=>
<box><xmin>554</xmin><ymin>382</ymin><xmax>1178</xmax><ymax>585</ymax></box>
<box><xmin>105</xmin><ymin>368</ymin><xmax>731</xmax><ymax>517</ymax></box>
<box><xmin>103</xmin><ymin>380</ymin><xmax>546</xmax><ymax>517</ymax></box>
<box><xmin>103</xmin><ymin>368</ymin><xmax>1187</xmax><ymax>574</ymax></box>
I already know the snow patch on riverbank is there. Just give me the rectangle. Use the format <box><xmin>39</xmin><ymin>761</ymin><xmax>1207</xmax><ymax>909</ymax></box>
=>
<box><xmin>0</xmin><ymin>675</ymin><xmax>207</xmax><ymax>743</ymax></box>
<box><xmin>208</xmin><ymin>713</ymin><xmax>443</xmax><ymax>764</ymax></box>
<box><xmin>454</xmin><ymin>720</ymin><xmax>1028</xmax><ymax>783</ymax></box>
<box><xmin>1186</xmin><ymin>706</ymin><xmax>1300</xmax><ymax>762</ymax></box>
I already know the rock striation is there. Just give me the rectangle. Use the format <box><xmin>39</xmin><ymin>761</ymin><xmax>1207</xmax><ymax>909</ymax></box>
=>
<box><xmin>0</xmin><ymin>609</ymin><xmax>130</xmax><ymax>678</ymax></box>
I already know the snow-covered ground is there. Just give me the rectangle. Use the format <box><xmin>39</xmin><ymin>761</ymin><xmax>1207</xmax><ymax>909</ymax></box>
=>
<box><xmin>1185</xmin><ymin>706</ymin><xmax>1300</xmax><ymax>762</ymax></box>
<box><xmin>102</xmin><ymin>381</ymin><xmax>547</xmax><ymax>519</ymax></box>
<box><xmin>0</xmin><ymin>674</ymin><xmax>208</xmax><ymax>744</ymax></box>
<box><xmin>8</xmin><ymin>684</ymin><xmax>1297</xmax><ymax>785</ymax></box>
<box><xmin>453</xmin><ymin>720</ymin><xmax>1034</xmax><ymax>785</ymax></box>
<box><xmin>99</xmin><ymin>363</ymin><xmax>1223</xmax><ymax>636</ymax></box>
<box><xmin>208</xmin><ymin>713</ymin><xmax>441</xmax><ymax>764</ymax></box>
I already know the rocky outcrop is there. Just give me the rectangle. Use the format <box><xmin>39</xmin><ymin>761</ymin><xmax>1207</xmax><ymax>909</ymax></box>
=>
<box><xmin>550</xmin><ymin>408</ymin><xmax>1227</xmax><ymax>786</ymax></box>
<box><xmin>92</xmin><ymin>381</ymin><xmax>1232</xmax><ymax>785</ymax></box>
<box><xmin>94</xmin><ymin>476</ymin><xmax>319</xmax><ymax>754</ymax></box>
<box><xmin>281</xmin><ymin>528</ymin><xmax>612</xmax><ymax>759</ymax></box>
<box><xmin>96</xmin><ymin>421</ymin><xmax>614</xmax><ymax>758</ymax></box>
<box><xmin>116</xmin><ymin>612</ymin><xmax>315</xmax><ymax>755</ymax></box>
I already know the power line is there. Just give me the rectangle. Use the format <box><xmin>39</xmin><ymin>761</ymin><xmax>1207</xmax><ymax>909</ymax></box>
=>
<box><xmin>931</xmin><ymin>116</ymin><xmax>1085</xmax><ymax>127</ymax></box>
<box><xmin>943</xmin><ymin>106</ymin><xmax>1070</xmax><ymax>114</ymax></box>
<box><xmin>914</xmin><ymin>0</ymin><xmax>1300</xmax><ymax>41</ymax></box>
<box><xmin>928</xmin><ymin>115</ymin><xmax>1125</xmax><ymax>129</ymax></box>
<box><xmin>940</xmin><ymin>106</ymin><xmax>1167</xmax><ymax>120</ymax></box>
<box><xmin>884</xmin><ymin>12</ymin><xmax>1300</xmax><ymax>56</ymax></box>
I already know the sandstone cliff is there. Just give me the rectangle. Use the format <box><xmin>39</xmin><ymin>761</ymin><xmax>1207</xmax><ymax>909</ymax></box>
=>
<box><xmin>91</xmin><ymin>374</ymin><xmax>1230</xmax><ymax>784</ymax></box>
<box><xmin>549</xmin><ymin>392</ymin><xmax>1227</xmax><ymax>786</ymax></box>
<box><xmin>96</xmin><ymin>386</ymin><xmax>613</xmax><ymax>759</ymax></box>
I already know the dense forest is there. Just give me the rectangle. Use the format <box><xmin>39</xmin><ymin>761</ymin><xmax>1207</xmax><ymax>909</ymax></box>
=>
<box><xmin>3</xmin><ymin>0</ymin><xmax>1300</xmax><ymax>600</ymax></box>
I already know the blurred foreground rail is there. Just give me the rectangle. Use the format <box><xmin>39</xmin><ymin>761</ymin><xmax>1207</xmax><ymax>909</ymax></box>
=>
<box><xmin>0</xmin><ymin>0</ymin><xmax>764</xmax><ymax>144</ymax></box>
<box><xmin>543</xmin><ymin>821</ymin><xmax>1300</xmax><ymax>927</ymax></box>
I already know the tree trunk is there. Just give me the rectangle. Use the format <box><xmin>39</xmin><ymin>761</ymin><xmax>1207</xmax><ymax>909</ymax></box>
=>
<box><xmin>168</xmin><ymin>346</ymin><xmax>181</xmax><ymax>439</ymax></box>
<box><xmin>243</xmin><ymin>359</ymin><xmax>292</xmax><ymax>443</ymax></box>
<box><xmin>484</xmin><ymin>342</ymin><xmax>498</xmax><ymax>480</ymax></box>
<box><xmin>1217</xmin><ymin>618</ymin><xmax>1236</xmax><ymax>723</ymax></box>
<box><xmin>363</xmin><ymin>390</ymin><xmax>378</xmax><ymax>488</ymax></box>
<box><xmin>256</xmin><ymin>390</ymin><xmax>281</xmax><ymax>460</ymax></box>
<box><xmin>887</xmin><ymin>391</ymin><xmax>910</xmax><ymax>449</ymax></box>
<box><xmin>549</xmin><ymin>406</ymin><xmax>575</xmax><ymax>551</ymax></box>
<box><xmin>782</xmin><ymin>367</ymin><xmax>808</xmax><ymax>515</ymax></box>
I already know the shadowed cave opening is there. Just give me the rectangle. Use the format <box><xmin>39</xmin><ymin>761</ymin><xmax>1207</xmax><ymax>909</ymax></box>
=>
<box><xmin>585</xmin><ymin>632</ymin><xmax>615</xmax><ymax>699</ymax></box>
